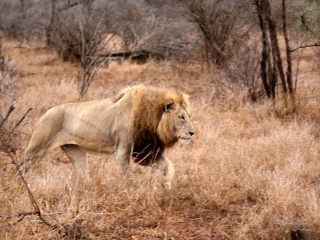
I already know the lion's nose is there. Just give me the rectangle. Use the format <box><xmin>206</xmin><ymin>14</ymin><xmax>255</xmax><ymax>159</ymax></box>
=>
<box><xmin>189</xmin><ymin>131</ymin><xmax>195</xmax><ymax>136</ymax></box>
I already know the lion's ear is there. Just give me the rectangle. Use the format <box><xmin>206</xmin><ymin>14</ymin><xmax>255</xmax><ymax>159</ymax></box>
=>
<box><xmin>163</xmin><ymin>100</ymin><xmax>174</xmax><ymax>113</ymax></box>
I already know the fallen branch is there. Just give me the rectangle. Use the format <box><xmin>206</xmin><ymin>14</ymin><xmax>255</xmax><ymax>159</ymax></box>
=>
<box><xmin>58</xmin><ymin>0</ymin><xmax>95</xmax><ymax>12</ymax></box>
<box><xmin>98</xmin><ymin>50</ymin><xmax>164</xmax><ymax>62</ymax></box>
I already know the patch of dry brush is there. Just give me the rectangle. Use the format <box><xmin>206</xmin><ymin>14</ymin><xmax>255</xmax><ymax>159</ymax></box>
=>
<box><xmin>1</xmin><ymin>41</ymin><xmax>320</xmax><ymax>239</ymax></box>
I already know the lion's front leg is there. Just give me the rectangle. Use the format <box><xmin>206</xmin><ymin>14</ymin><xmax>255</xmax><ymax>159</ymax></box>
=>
<box><xmin>156</xmin><ymin>156</ymin><xmax>175</xmax><ymax>190</ymax></box>
<box><xmin>115</xmin><ymin>144</ymin><xmax>132</xmax><ymax>185</ymax></box>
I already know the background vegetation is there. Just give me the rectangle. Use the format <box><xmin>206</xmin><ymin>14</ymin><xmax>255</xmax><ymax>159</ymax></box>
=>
<box><xmin>1</xmin><ymin>0</ymin><xmax>320</xmax><ymax>239</ymax></box>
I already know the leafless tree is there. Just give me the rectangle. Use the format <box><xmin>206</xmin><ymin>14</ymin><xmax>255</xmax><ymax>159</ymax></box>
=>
<box><xmin>254</xmin><ymin>0</ymin><xmax>294</xmax><ymax>107</ymax></box>
<box><xmin>178</xmin><ymin>0</ymin><xmax>251</xmax><ymax>68</ymax></box>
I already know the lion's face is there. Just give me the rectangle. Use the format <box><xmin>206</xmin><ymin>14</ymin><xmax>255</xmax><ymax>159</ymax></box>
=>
<box><xmin>157</xmin><ymin>102</ymin><xmax>195</xmax><ymax>146</ymax></box>
<box><xmin>171</xmin><ymin>107</ymin><xmax>195</xmax><ymax>141</ymax></box>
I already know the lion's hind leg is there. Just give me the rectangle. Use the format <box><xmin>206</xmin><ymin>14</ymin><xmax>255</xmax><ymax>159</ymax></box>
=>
<box><xmin>19</xmin><ymin>148</ymin><xmax>48</xmax><ymax>174</ymax></box>
<box><xmin>20</xmin><ymin>130</ymin><xmax>67</xmax><ymax>174</ymax></box>
<box><xmin>61</xmin><ymin>144</ymin><xmax>89</xmax><ymax>180</ymax></box>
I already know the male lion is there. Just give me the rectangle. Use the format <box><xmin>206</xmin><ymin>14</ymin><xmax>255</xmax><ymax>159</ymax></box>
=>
<box><xmin>19</xmin><ymin>85</ymin><xmax>195</xmax><ymax>190</ymax></box>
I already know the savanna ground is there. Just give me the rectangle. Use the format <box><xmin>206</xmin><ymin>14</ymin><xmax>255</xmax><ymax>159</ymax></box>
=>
<box><xmin>0</xmin><ymin>40</ymin><xmax>320</xmax><ymax>239</ymax></box>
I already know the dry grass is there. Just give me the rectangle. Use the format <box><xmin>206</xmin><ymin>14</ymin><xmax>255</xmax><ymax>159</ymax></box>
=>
<box><xmin>1</xmin><ymin>40</ymin><xmax>320</xmax><ymax>239</ymax></box>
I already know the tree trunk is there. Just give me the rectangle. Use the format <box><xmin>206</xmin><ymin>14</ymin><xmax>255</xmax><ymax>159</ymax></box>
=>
<box><xmin>266</xmin><ymin>15</ymin><xmax>287</xmax><ymax>94</ymax></box>
<box><xmin>20</xmin><ymin>0</ymin><xmax>26</xmax><ymax>19</ymax></box>
<box><xmin>47</xmin><ymin>0</ymin><xmax>57</xmax><ymax>46</ymax></box>
<box><xmin>256</xmin><ymin>0</ymin><xmax>274</xmax><ymax>98</ymax></box>
<box><xmin>282</xmin><ymin>0</ymin><xmax>295</xmax><ymax>103</ymax></box>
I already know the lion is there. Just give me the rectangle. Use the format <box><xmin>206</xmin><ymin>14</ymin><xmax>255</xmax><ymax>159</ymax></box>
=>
<box><xmin>19</xmin><ymin>85</ymin><xmax>195</xmax><ymax>190</ymax></box>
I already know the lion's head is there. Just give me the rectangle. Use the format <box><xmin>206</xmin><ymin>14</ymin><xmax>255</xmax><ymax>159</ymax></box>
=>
<box><xmin>157</xmin><ymin>91</ymin><xmax>195</xmax><ymax>147</ymax></box>
<box><xmin>127</xmin><ymin>85</ymin><xmax>195</xmax><ymax>163</ymax></box>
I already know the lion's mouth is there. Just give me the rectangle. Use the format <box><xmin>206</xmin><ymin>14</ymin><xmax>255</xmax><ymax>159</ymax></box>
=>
<box><xmin>179</xmin><ymin>136</ymin><xmax>191</xmax><ymax>140</ymax></box>
<box><xmin>178</xmin><ymin>135</ymin><xmax>193</xmax><ymax>142</ymax></box>
<box><xmin>178</xmin><ymin>137</ymin><xmax>192</xmax><ymax>145</ymax></box>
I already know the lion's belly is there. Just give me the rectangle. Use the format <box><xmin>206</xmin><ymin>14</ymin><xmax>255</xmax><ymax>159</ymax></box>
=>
<box><xmin>74</xmin><ymin>140</ymin><xmax>116</xmax><ymax>155</ymax></box>
<box><xmin>61</xmin><ymin>130</ymin><xmax>116</xmax><ymax>155</ymax></box>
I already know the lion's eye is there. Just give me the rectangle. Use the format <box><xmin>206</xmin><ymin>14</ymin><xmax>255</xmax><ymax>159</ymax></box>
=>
<box><xmin>179</xmin><ymin>115</ymin><xmax>185</xmax><ymax>122</ymax></box>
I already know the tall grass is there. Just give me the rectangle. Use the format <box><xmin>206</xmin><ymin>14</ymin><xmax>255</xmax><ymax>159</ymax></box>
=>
<box><xmin>0</xmin><ymin>41</ymin><xmax>320</xmax><ymax>239</ymax></box>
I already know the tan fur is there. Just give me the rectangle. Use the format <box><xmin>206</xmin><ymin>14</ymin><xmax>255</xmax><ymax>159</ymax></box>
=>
<box><xmin>19</xmin><ymin>85</ymin><xmax>195</xmax><ymax>189</ymax></box>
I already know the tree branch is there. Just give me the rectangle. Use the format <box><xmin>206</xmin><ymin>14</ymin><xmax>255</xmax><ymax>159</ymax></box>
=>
<box><xmin>58</xmin><ymin>0</ymin><xmax>95</xmax><ymax>12</ymax></box>
<box><xmin>290</xmin><ymin>41</ymin><xmax>320</xmax><ymax>52</ymax></box>
<box><xmin>290</xmin><ymin>9</ymin><xmax>320</xmax><ymax>52</ymax></box>
<box><xmin>0</xmin><ymin>105</ymin><xmax>15</xmax><ymax>129</ymax></box>
<box><xmin>12</xmin><ymin>108</ymin><xmax>33</xmax><ymax>130</ymax></box>
<box><xmin>0</xmin><ymin>138</ymin><xmax>52</xmax><ymax>227</ymax></box>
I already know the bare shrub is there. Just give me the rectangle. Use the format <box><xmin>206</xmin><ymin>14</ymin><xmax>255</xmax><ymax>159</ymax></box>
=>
<box><xmin>44</xmin><ymin>2</ymin><xmax>119</xmax><ymax>97</ymax></box>
<box><xmin>174</xmin><ymin>0</ymin><xmax>266</xmax><ymax>101</ymax></box>
<box><xmin>0</xmin><ymin>0</ymin><xmax>196</xmax><ymax>63</ymax></box>
<box><xmin>47</xmin><ymin>5</ymin><xmax>89</xmax><ymax>62</ymax></box>
<box><xmin>97</xmin><ymin>0</ymin><xmax>197</xmax><ymax>62</ymax></box>
<box><xmin>0</xmin><ymin>0</ymin><xmax>48</xmax><ymax>43</ymax></box>
<box><xmin>0</xmin><ymin>37</ymin><xmax>17</xmax><ymax>152</ymax></box>
<box><xmin>178</xmin><ymin>0</ymin><xmax>253</xmax><ymax>68</ymax></box>
<box><xmin>226</xmin><ymin>40</ymin><xmax>265</xmax><ymax>101</ymax></box>
<box><xmin>76</xmin><ymin>14</ymin><xmax>117</xmax><ymax>97</ymax></box>
<box><xmin>0</xmin><ymin>1</ymin><xmax>27</xmax><ymax>42</ymax></box>
<box><xmin>124</xmin><ymin>16</ymin><xmax>196</xmax><ymax>61</ymax></box>
<box><xmin>0</xmin><ymin>37</ymin><xmax>31</xmax><ymax>152</ymax></box>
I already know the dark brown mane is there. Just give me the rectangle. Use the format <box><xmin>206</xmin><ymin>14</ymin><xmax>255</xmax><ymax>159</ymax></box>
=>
<box><xmin>123</xmin><ymin>85</ymin><xmax>189</xmax><ymax>165</ymax></box>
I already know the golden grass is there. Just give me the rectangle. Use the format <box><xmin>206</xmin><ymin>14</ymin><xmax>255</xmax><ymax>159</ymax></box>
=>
<box><xmin>1</xmin><ymin>41</ymin><xmax>320</xmax><ymax>239</ymax></box>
